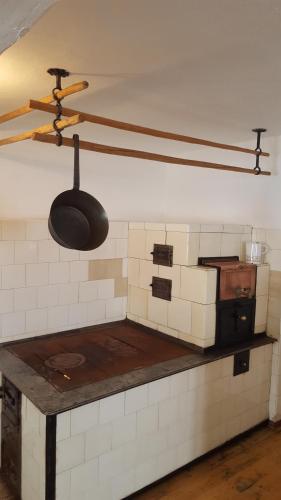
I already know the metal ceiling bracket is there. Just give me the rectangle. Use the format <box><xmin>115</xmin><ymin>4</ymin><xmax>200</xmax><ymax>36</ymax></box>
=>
<box><xmin>47</xmin><ymin>68</ymin><xmax>70</xmax><ymax>146</ymax></box>
<box><xmin>252</xmin><ymin>128</ymin><xmax>267</xmax><ymax>175</ymax></box>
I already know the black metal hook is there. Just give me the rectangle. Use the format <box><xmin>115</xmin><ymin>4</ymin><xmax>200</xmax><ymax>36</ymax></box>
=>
<box><xmin>252</xmin><ymin>128</ymin><xmax>266</xmax><ymax>175</ymax></box>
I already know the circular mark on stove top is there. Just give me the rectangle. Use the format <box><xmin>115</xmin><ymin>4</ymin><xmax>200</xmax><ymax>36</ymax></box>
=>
<box><xmin>45</xmin><ymin>353</ymin><xmax>86</xmax><ymax>370</ymax></box>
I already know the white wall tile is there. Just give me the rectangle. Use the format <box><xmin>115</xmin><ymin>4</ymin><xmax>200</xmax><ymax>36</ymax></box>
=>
<box><xmin>106</xmin><ymin>297</ymin><xmax>126</xmax><ymax>319</ymax></box>
<box><xmin>108</xmin><ymin>221</ymin><xmax>128</xmax><ymax>239</ymax></box>
<box><xmin>0</xmin><ymin>290</ymin><xmax>13</xmax><ymax>313</ymax></box>
<box><xmin>70</xmin><ymin>261</ymin><xmax>88</xmax><ymax>282</ymax></box>
<box><xmin>49</xmin><ymin>263</ymin><xmax>69</xmax><ymax>284</ymax></box>
<box><xmin>221</xmin><ymin>233</ymin><xmax>242</xmax><ymax>257</ymax></box>
<box><xmin>58</xmin><ymin>283</ymin><xmax>79</xmax><ymax>305</ymax></box>
<box><xmin>97</xmin><ymin>279</ymin><xmax>114</xmax><ymax>299</ymax></box>
<box><xmin>180</xmin><ymin>266</ymin><xmax>217</xmax><ymax>304</ymax></box>
<box><xmin>26</xmin><ymin>220</ymin><xmax>49</xmax><ymax>241</ymax></box>
<box><xmin>122</xmin><ymin>257</ymin><xmax>128</xmax><ymax>278</ymax></box>
<box><xmin>2</xmin><ymin>264</ymin><xmax>25</xmax><ymax>289</ymax></box>
<box><xmin>48</xmin><ymin>305</ymin><xmax>68</xmax><ymax>329</ymax></box>
<box><xmin>15</xmin><ymin>287</ymin><xmax>37</xmax><ymax>311</ymax></box>
<box><xmin>59</xmin><ymin>247</ymin><xmax>80</xmax><ymax>262</ymax></box>
<box><xmin>137</xmin><ymin>405</ymin><xmax>158</xmax><ymax>436</ymax></box>
<box><xmin>145</xmin><ymin>230</ymin><xmax>166</xmax><ymax>261</ymax></box>
<box><xmin>38</xmin><ymin>240</ymin><xmax>59</xmax><ymax>263</ymax></box>
<box><xmin>56</xmin><ymin>434</ymin><xmax>85</xmax><ymax>473</ymax></box>
<box><xmin>158</xmin><ymin>264</ymin><xmax>180</xmax><ymax>298</ymax></box>
<box><xmin>99</xmin><ymin>392</ymin><xmax>125</xmax><ymax>424</ymax></box>
<box><xmin>139</xmin><ymin>260</ymin><xmax>158</xmax><ymax>290</ymax></box>
<box><xmin>0</xmin><ymin>241</ymin><xmax>14</xmax><ymax>265</ymax></box>
<box><xmin>255</xmin><ymin>295</ymin><xmax>268</xmax><ymax>333</ymax></box>
<box><xmin>79</xmin><ymin>281</ymin><xmax>98</xmax><ymax>302</ymax></box>
<box><xmin>86</xmin><ymin>300</ymin><xmax>106</xmax><ymax>323</ymax></box>
<box><xmin>166</xmin><ymin>224</ymin><xmax>200</xmax><ymax>233</ymax></box>
<box><xmin>200</xmin><ymin>224</ymin><xmax>223</xmax><ymax>233</ymax></box>
<box><xmin>129</xmin><ymin>222</ymin><xmax>145</xmax><ymax>229</ymax></box>
<box><xmin>191</xmin><ymin>302</ymin><xmax>216</xmax><ymax>341</ymax></box>
<box><xmin>26</xmin><ymin>309</ymin><xmax>48</xmax><ymax>332</ymax></box>
<box><xmin>148</xmin><ymin>377</ymin><xmax>171</xmax><ymax>404</ymax></box>
<box><xmin>68</xmin><ymin>303</ymin><xmax>87</xmax><ymax>326</ymax></box>
<box><xmin>159</xmin><ymin>397</ymin><xmax>179</xmax><ymax>428</ymax></box>
<box><xmin>70</xmin><ymin>401</ymin><xmax>99</xmax><ymax>435</ymax></box>
<box><xmin>148</xmin><ymin>295</ymin><xmax>168</xmax><ymax>326</ymax></box>
<box><xmin>1</xmin><ymin>311</ymin><xmax>25</xmax><ymax>337</ymax></box>
<box><xmin>128</xmin><ymin>230</ymin><xmax>146</xmax><ymax>259</ymax></box>
<box><xmin>85</xmin><ymin>422</ymin><xmax>112</xmax><ymax>461</ymax></box>
<box><xmin>112</xmin><ymin>413</ymin><xmax>137</xmax><ymax>448</ymax></box>
<box><xmin>128</xmin><ymin>258</ymin><xmax>140</xmax><ymax>287</ymax></box>
<box><xmin>26</xmin><ymin>263</ymin><xmax>48</xmax><ymax>287</ymax></box>
<box><xmin>145</xmin><ymin>223</ymin><xmax>166</xmax><ymax>231</ymax></box>
<box><xmin>166</xmin><ymin>232</ymin><xmax>199</xmax><ymax>266</ymax></box>
<box><xmin>167</xmin><ymin>297</ymin><xmax>191</xmax><ymax>334</ymax></box>
<box><xmin>115</xmin><ymin>238</ymin><xmax>128</xmax><ymax>258</ymax></box>
<box><xmin>56</xmin><ymin>471</ymin><xmax>71</xmax><ymax>500</ymax></box>
<box><xmin>125</xmin><ymin>385</ymin><xmax>148</xmax><ymax>414</ymax></box>
<box><xmin>15</xmin><ymin>241</ymin><xmax>37</xmax><ymax>264</ymax></box>
<box><xmin>199</xmin><ymin>233</ymin><xmax>221</xmax><ymax>257</ymax></box>
<box><xmin>38</xmin><ymin>285</ymin><xmax>59</xmax><ymax>308</ymax></box>
<box><xmin>2</xmin><ymin>221</ymin><xmax>26</xmax><ymax>240</ymax></box>
<box><xmin>170</xmin><ymin>370</ymin><xmax>189</xmax><ymax>396</ymax></box>
<box><xmin>57</xmin><ymin>412</ymin><xmax>71</xmax><ymax>442</ymax></box>
<box><xmin>127</xmin><ymin>286</ymin><xmax>148</xmax><ymax>318</ymax></box>
<box><xmin>70</xmin><ymin>458</ymin><xmax>98</xmax><ymax>498</ymax></box>
<box><xmin>256</xmin><ymin>265</ymin><xmax>270</xmax><ymax>297</ymax></box>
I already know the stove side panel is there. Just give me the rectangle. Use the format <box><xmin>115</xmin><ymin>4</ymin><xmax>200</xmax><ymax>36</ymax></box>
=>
<box><xmin>55</xmin><ymin>343</ymin><xmax>272</xmax><ymax>500</ymax></box>
<box><xmin>21</xmin><ymin>395</ymin><xmax>46</xmax><ymax>500</ymax></box>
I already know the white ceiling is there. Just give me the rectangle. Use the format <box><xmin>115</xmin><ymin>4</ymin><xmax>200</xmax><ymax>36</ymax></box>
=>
<box><xmin>1</xmin><ymin>0</ymin><xmax>281</xmax><ymax>145</ymax></box>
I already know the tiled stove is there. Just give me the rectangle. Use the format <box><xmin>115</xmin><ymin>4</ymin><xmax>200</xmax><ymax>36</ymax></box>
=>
<box><xmin>127</xmin><ymin>223</ymin><xmax>269</xmax><ymax>348</ymax></box>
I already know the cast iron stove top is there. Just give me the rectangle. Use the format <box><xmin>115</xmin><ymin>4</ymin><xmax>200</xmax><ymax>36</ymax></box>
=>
<box><xmin>7</xmin><ymin>321</ymin><xmax>193</xmax><ymax>392</ymax></box>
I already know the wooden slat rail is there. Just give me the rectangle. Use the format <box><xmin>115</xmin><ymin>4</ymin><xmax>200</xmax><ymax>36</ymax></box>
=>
<box><xmin>0</xmin><ymin>115</ymin><xmax>83</xmax><ymax>147</ymax></box>
<box><xmin>32</xmin><ymin>133</ymin><xmax>271</xmax><ymax>176</ymax></box>
<box><xmin>0</xmin><ymin>81</ymin><xmax>88</xmax><ymax>125</ymax></box>
<box><xmin>29</xmin><ymin>100</ymin><xmax>270</xmax><ymax>158</ymax></box>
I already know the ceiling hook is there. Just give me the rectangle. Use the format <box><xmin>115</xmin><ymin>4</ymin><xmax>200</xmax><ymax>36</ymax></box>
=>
<box><xmin>252</xmin><ymin>128</ymin><xmax>267</xmax><ymax>175</ymax></box>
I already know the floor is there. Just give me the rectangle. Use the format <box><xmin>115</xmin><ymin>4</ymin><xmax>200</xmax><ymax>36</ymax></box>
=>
<box><xmin>1</xmin><ymin>424</ymin><xmax>281</xmax><ymax>500</ymax></box>
<box><xmin>0</xmin><ymin>475</ymin><xmax>15</xmax><ymax>500</ymax></box>
<box><xmin>132</xmin><ymin>424</ymin><xmax>281</xmax><ymax>500</ymax></box>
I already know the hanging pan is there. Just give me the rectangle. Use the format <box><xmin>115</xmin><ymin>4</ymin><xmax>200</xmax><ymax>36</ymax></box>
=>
<box><xmin>48</xmin><ymin>134</ymin><xmax>109</xmax><ymax>251</ymax></box>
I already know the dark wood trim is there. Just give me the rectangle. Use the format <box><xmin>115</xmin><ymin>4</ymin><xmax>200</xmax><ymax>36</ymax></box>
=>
<box><xmin>45</xmin><ymin>415</ymin><xmax>57</xmax><ymax>500</ymax></box>
<box><xmin>125</xmin><ymin>420</ymin><xmax>269</xmax><ymax>499</ymax></box>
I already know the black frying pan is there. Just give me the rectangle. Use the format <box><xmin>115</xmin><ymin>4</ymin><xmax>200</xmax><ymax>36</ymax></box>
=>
<box><xmin>48</xmin><ymin>134</ymin><xmax>109</xmax><ymax>251</ymax></box>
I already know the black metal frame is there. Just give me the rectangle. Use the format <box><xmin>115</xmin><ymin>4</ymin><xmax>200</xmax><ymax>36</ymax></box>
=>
<box><xmin>45</xmin><ymin>415</ymin><xmax>57</xmax><ymax>500</ymax></box>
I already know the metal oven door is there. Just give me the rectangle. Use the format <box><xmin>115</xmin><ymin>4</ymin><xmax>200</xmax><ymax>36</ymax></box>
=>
<box><xmin>216</xmin><ymin>299</ymin><xmax>256</xmax><ymax>347</ymax></box>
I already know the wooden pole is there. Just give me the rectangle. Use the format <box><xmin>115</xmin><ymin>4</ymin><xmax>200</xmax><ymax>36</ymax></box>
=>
<box><xmin>0</xmin><ymin>81</ymin><xmax>88</xmax><ymax>125</ymax></box>
<box><xmin>31</xmin><ymin>133</ymin><xmax>271</xmax><ymax>176</ymax></box>
<box><xmin>29</xmin><ymin>100</ymin><xmax>270</xmax><ymax>158</ymax></box>
<box><xmin>0</xmin><ymin>115</ymin><xmax>83</xmax><ymax>147</ymax></box>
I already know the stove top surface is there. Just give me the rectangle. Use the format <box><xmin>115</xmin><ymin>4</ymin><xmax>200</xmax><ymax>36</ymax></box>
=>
<box><xmin>7</xmin><ymin>321</ymin><xmax>192</xmax><ymax>392</ymax></box>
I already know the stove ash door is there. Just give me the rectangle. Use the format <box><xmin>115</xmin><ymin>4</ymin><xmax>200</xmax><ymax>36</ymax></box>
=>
<box><xmin>216</xmin><ymin>299</ymin><xmax>256</xmax><ymax>347</ymax></box>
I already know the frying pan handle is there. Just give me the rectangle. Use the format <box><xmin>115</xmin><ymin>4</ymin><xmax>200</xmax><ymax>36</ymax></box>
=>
<box><xmin>73</xmin><ymin>133</ymin><xmax>80</xmax><ymax>190</ymax></box>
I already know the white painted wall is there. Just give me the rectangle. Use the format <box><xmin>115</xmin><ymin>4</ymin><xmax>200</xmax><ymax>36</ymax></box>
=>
<box><xmin>0</xmin><ymin>133</ymin><xmax>278</xmax><ymax>227</ymax></box>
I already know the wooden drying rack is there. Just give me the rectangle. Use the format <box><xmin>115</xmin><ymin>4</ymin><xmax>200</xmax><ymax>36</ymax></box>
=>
<box><xmin>0</xmin><ymin>79</ymin><xmax>271</xmax><ymax>176</ymax></box>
